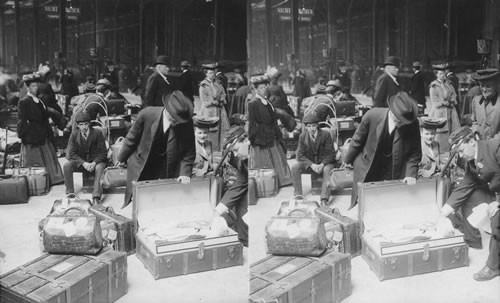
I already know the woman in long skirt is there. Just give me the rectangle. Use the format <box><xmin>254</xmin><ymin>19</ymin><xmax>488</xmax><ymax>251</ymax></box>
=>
<box><xmin>248</xmin><ymin>73</ymin><xmax>292</xmax><ymax>188</ymax></box>
<box><xmin>17</xmin><ymin>73</ymin><xmax>63</xmax><ymax>185</ymax></box>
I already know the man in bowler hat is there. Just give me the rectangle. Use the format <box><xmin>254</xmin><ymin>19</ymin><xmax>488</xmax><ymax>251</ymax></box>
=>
<box><xmin>117</xmin><ymin>91</ymin><xmax>196</xmax><ymax>207</ymax></box>
<box><xmin>344</xmin><ymin>91</ymin><xmax>422</xmax><ymax>208</ymax></box>
<box><xmin>373</xmin><ymin>56</ymin><xmax>402</xmax><ymax>108</ymax></box>
<box><xmin>179</xmin><ymin>60</ymin><xmax>195</xmax><ymax>102</ymax></box>
<box><xmin>470</xmin><ymin>68</ymin><xmax>500</xmax><ymax>140</ymax></box>
<box><xmin>144</xmin><ymin>55</ymin><xmax>174</xmax><ymax>107</ymax></box>
<box><xmin>409</xmin><ymin>61</ymin><xmax>427</xmax><ymax>109</ymax></box>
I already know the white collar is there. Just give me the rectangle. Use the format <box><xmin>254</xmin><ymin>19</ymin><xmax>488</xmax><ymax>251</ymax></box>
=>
<box><xmin>162</xmin><ymin>109</ymin><xmax>172</xmax><ymax>133</ymax></box>
<box><xmin>387</xmin><ymin>112</ymin><xmax>397</xmax><ymax>134</ymax></box>
<box><xmin>414</xmin><ymin>70</ymin><xmax>420</xmax><ymax>74</ymax></box>
<box><xmin>256</xmin><ymin>94</ymin><xmax>268</xmax><ymax>105</ymax></box>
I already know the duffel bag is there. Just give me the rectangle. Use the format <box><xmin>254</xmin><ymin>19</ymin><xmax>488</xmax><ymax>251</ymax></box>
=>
<box><xmin>110</xmin><ymin>136</ymin><xmax>125</xmax><ymax>165</ymax></box>
<box><xmin>12</xmin><ymin>166</ymin><xmax>50</xmax><ymax>196</ymax></box>
<box><xmin>330</xmin><ymin>168</ymin><xmax>353</xmax><ymax>191</ymax></box>
<box><xmin>101</xmin><ymin>165</ymin><xmax>127</xmax><ymax>189</ymax></box>
<box><xmin>42</xmin><ymin>207</ymin><xmax>104</xmax><ymax>255</ymax></box>
<box><xmin>265</xmin><ymin>209</ymin><xmax>328</xmax><ymax>257</ymax></box>
<box><xmin>0</xmin><ymin>175</ymin><xmax>29</xmax><ymax>204</ymax></box>
<box><xmin>277</xmin><ymin>195</ymin><xmax>320</xmax><ymax>216</ymax></box>
<box><xmin>50</xmin><ymin>193</ymin><xmax>93</xmax><ymax>215</ymax></box>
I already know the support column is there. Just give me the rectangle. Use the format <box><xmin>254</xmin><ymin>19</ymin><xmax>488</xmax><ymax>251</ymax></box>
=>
<box><xmin>212</xmin><ymin>0</ymin><xmax>219</xmax><ymax>61</ymax></box>
<box><xmin>246</xmin><ymin>0</ymin><xmax>252</xmax><ymax>72</ymax></box>
<box><xmin>58</xmin><ymin>0</ymin><xmax>67</xmax><ymax>62</ymax></box>
<box><xmin>372</xmin><ymin>0</ymin><xmax>377</xmax><ymax>69</ymax></box>
<box><xmin>113</xmin><ymin>0</ymin><xmax>120</xmax><ymax>64</ymax></box>
<box><xmin>33</xmin><ymin>0</ymin><xmax>39</xmax><ymax>66</ymax></box>
<box><xmin>404</xmin><ymin>0</ymin><xmax>409</xmax><ymax>65</ymax></box>
<box><xmin>265</xmin><ymin>0</ymin><xmax>273</xmax><ymax>67</ymax></box>
<box><xmin>384</xmin><ymin>0</ymin><xmax>390</xmax><ymax>57</ymax></box>
<box><xmin>139</xmin><ymin>1</ymin><xmax>144</xmax><ymax>72</ymax></box>
<box><xmin>0</xmin><ymin>6</ymin><xmax>4</xmax><ymax>65</ymax></box>
<box><xmin>446</xmin><ymin>0</ymin><xmax>451</xmax><ymax>60</ymax></box>
<box><xmin>346</xmin><ymin>0</ymin><xmax>353</xmax><ymax>63</ymax></box>
<box><xmin>291</xmin><ymin>0</ymin><xmax>299</xmax><ymax>62</ymax></box>
<box><xmin>15</xmin><ymin>0</ymin><xmax>20</xmax><ymax>73</ymax></box>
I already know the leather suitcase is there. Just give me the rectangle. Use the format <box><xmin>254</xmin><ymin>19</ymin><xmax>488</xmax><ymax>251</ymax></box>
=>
<box><xmin>101</xmin><ymin>166</ymin><xmax>127</xmax><ymax>189</ymax></box>
<box><xmin>0</xmin><ymin>249</ymin><xmax>127</xmax><ymax>303</ymax></box>
<box><xmin>12</xmin><ymin>166</ymin><xmax>50</xmax><ymax>196</ymax></box>
<box><xmin>0</xmin><ymin>175</ymin><xmax>29</xmax><ymax>204</ymax></box>
<box><xmin>248</xmin><ymin>168</ymin><xmax>278</xmax><ymax>198</ymax></box>
<box><xmin>358</xmin><ymin>179</ymin><xmax>469</xmax><ymax>280</ymax></box>
<box><xmin>133</xmin><ymin>177</ymin><xmax>243</xmax><ymax>279</ymax></box>
<box><xmin>250</xmin><ymin>251</ymin><xmax>352</xmax><ymax>303</ymax></box>
<box><xmin>89</xmin><ymin>205</ymin><xmax>136</xmax><ymax>254</ymax></box>
<box><xmin>315</xmin><ymin>207</ymin><xmax>362</xmax><ymax>256</ymax></box>
<box><xmin>265</xmin><ymin>209</ymin><xmax>328</xmax><ymax>257</ymax></box>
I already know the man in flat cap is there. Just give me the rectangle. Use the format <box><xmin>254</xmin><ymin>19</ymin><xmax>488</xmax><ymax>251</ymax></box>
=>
<box><xmin>71</xmin><ymin>78</ymin><xmax>112</xmax><ymax>133</ymax></box>
<box><xmin>117</xmin><ymin>90</ymin><xmax>196</xmax><ymax>207</ymax></box>
<box><xmin>373</xmin><ymin>56</ymin><xmax>402</xmax><ymax>108</ymax></box>
<box><xmin>179</xmin><ymin>60</ymin><xmax>195</xmax><ymax>103</ymax></box>
<box><xmin>470</xmin><ymin>68</ymin><xmax>500</xmax><ymax>140</ymax></box>
<box><xmin>409</xmin><ymin>61</ymin><xmax>427</xmax><ymax>110</ymax></box>
<box><xmin>64</xmin><ymin>111</ymin><xmax>108</xmax><ymax>205</ymax></box>
<box><xmin>292</xmin><ymin>111</ymin><xmax>336</xmax><ymax>206</ymax></box>
<box><xmin>344</xmin><ymin>91</ymin><xmax>422</xmax><ymax>208</ymax></box>
<box><xmin>144</xmin><ymin>55</ymin><xmax>174</xmax><ymax>107</ymax></box>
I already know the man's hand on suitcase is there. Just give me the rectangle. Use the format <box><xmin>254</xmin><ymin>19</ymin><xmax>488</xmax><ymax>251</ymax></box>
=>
<box><xmin>177</xmin><ymin>176</ymin><xmax>190</xmax><ymax>184</ymax></box>
<box><xmin>402</xmin><ymin>177</ymin><xmax>416</xmax><ymax>185</ymax></box>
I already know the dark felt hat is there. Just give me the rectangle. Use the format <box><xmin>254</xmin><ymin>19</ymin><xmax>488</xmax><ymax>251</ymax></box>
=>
<box><xmin>153</xmin><ymin>55</ymin><xmax>170</xmax><ymax>66</ymax></box>
<box><xmin>302</xmin><ymin>111</ymin><xmax>321</xmax><ymax>124</ymax></box>
<box><xmin>471</xmin><ymin>68</ymin><xmax>500</xmax><ymax>81</ymax></box>
<box><xmin>163</xmin><ymin>91</ymin><xmax>194</xmax><ymax>123</ymax></box>
<box><xmin>75</xmin><ymin>111</ymin><xmax>91</xmax><ymax>123</ymax></box>
<box><xmin>384</xmin><ymin>56</ymin><xmax>401</xmax><ymax>67</ymax></box>
<box><xmin>250</xmin><ymin>73</ymin><xmax>270</xmax><ymax>85</ymax></box>
<box><xmin>316</xmin><ymin>84</ymin><xmax>327</xmax><ymax>94</ymax></box>
<box><xmin>387</xmin><ymin>92</ymin><xmax>418</xmax><ymax>125</ymax></box>
<box><xmin>419</xmin><ymin>117</ymin><xmax>447</xmax><ymax>129</ymax></box>
<box><xmin>193</xmin><ymin>116</ymin><xmax>219</xmax><ymax>129</ymax></box>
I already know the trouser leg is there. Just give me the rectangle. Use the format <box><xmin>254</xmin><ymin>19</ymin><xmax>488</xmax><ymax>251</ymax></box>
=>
<box><xmin>291</xmin><ymin>162</ymin><xmax>306</xmax><ymax>196</ymax></box>
<box><xmin>486</xmin><ymin>211</ymin><xmax>500</xmax><ymax>270</ymax></box>
<box><xmin>321</xmin><ymin>164</ymin><xmax>334</xmax><ymax>201</ymax></box>
<box><xmin>92</xmin><ymin>162</ymin><xmax>106</xmax><ymax>199</ymax></box>
<box><xmin>63</xmin><ymin>161</ymin><xmax>79</xmax><ymax>194</ymax></box>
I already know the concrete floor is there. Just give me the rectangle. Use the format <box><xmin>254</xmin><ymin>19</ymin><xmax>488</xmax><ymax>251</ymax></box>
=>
<box><xmin>0</xmin><ymin>158</ymin><xmax>248</xmax><ymax>303</ymax></box>
<box><xmin>249</xmin><ymin>159</ymin><xmax>500</xmax><ymax>303</ymax></box>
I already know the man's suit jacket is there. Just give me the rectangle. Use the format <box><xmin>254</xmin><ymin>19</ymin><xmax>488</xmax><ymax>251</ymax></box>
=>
<box><xmin>446</xmin><ymin>138</ymin><xmax>500</xmax><ymax>210</ymax></box>
<box><xmin>117</xmin><ymin>107</ymin><xmax>196</xmax><ymax>206</ymax></box>
<box><xmin>373</xmin><ymin>72</ymin><xmax>401</xmax><ymax>107</ymax></box>
<box><xmin>344</xmin><ymin>108</ymin><xmax>421</xmax><ymax>207</ymax></box>
<box><xmin>144</xmin><ymin>72</ymin><xmax>174</xmax><ymax>107</ymax></box>
<box><xmin>179</xmin><ymin>70</ymin><xmax>195</xmax><ymax>101</ymax></box>
<box><xmin>471</xmin><ymin>94</ymin><xmax>500</xmax><ymax>140</ymax></box>
<box><xmin>409</xmin><ymin>71</ymin><xmax>426</xmax><ymax>106</ymax></box>
<box><xmin>67</xmin><ymin>128</ymin><xmax>107</xmax><ymax>166</ymax></box>
<box><xmin>296</xmin><ymin>129</ymin><xmax>336</xmax><ymax>167</ymax></box>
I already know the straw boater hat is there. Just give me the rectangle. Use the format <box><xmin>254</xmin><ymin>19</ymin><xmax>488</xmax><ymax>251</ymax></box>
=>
<box><xmin>387</xmin><ymin>92</ymin><xmax>418</xmax><ymax>125</ymax></box>
<box><xmin>419</xmin><ymin>117</ymin><xmax>447</xmax><ymax>130</ymax></box>
<box><xmin>250</xmin><ymin>73</ymin><xmax>270</xmax><ymax>86</ymax></box>
<box><xmin>471</xmin><ymin>68</ymin><xmax>500</xmax><ymax>81</ymax></box>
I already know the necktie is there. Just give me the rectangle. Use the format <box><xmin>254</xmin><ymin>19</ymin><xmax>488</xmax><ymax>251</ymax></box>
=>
<box><xmin>83</xmin><ymin>132</ymin><xmax>88</xmax><ymax>141</ymax></box>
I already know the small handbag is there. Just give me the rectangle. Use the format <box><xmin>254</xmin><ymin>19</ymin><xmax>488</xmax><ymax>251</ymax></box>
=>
<box><xmin>101</xmin><ymin>165</ymin><xmax>127</xmax><ymax>189</ymax></box>
<box><xmin>329</xmin><ymin>168</ymin><xmax>354</xmax><ymax>191</ymax></box>
<box><xmin>265</xmin><ymin>208</ymin><xmax>328</xmax><ymax>257</ymax></box>
<box><xmin>42</xmin><ymin>207</ymin><xmax>104</xmax><ymax>255</ymax></box>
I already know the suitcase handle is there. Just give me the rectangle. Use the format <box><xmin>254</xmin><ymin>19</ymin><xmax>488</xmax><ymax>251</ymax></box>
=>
<box><xmin>65</xmin><ymin>193</ymin><xmax>80</xmax><ymax>199</ymax></box>
<box><xmin>63</xmin><ymin>206</ymin><xmax>86</xmax><ymax>215</ymax></box>
<box><xmin>288</xmin><ymin>209</ymin><xmax>309</xmax><ymax>217</ymax></box>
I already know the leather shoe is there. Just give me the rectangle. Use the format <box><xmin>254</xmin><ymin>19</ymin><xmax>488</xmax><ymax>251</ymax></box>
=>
<box><xmin>92</xmin><ymin>197</ymin><xmax>101</xmax><ymax>205</ymax></box>
<box><xmin>473</xmin><ymin>265</ymin><xmax>500</xmax><ymax>281</ymax></box>
<box><xmin>320</xmin><ymin>199</ymin><xmax>329</xmax><ymax>207</ymax></box>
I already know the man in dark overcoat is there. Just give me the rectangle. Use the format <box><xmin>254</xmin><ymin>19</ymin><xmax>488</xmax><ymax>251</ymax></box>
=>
<box><xmin>292</xmin><ymin>111</ymin><xmax>336</xmax><ymax>206</ymax></box>
<box><xmin>117</xmin><ymin>91</ymin><xmax>196</xmax><ymax>207</ymax></box>
<box><xmin>373</xmin><ymin>56</ymin><xmax>402</xmax><ymax>108</ymax></box>
<box><xmin>344</xmin><ymin>92</ymin><xmax>422</xmax><ymax>208</ymax></box>
<box><xmin>408</xmin><ymin>61</ymin><xmax>427</xmax><ymax>109</ymax></box>
<box><xmin>64</xmin><ymin>111</ymin><xmax>108</xmax><ymax>205</ymax></box>
<box><xmin>179</xmin><ymin>60</ymin><xmax>195</xmax><ymax>102</ymax></box>
<box><xmin>143</xmin><ymin>55</ymin><xmax>174</xmax><ymax>107</ymax></box>
<box><xmin>440</xmin><ymin>127</ymin><xmax>500</xmax><ymax>281</ymax></box>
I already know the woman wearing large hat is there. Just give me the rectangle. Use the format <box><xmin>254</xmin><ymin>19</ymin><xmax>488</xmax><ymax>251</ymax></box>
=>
<box><xmin>428</xmin><ymin>63</ymin><xmax>460</xmax><ymax>151</ymax></box>
<box><xmin>17</xmin><ymin>72</ymin><xmax>64</xmax><ymax>185</ymax></box>
<box><xmin>198</xmin><ymin>63</ymin><xmax>230</xmax><ymax>151</ymax></box>
<box><xmin>418</xmin><ymin>117</ymin><xmax>447</xmax><ymax>177</ymax></box>
<box><xmin>192</xmin><ymin>116</ymin><xmax>219</xmax><ymax>177</ymax></box>
<box><xmin>248</xmin><ymin>73</ymin><xmax>292</xmax><ymax>188</ymax></box>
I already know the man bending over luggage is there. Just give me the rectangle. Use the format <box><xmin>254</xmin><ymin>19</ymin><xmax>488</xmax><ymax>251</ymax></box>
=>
<box><xmin>440</xmin><ymin>126</ymin><xmax>500</xmax><ymax>281</ymax></box>
<box><xmin>343</xmin><ymin>91</ymin><xmax>422</xmax><ymax>209</ymax></box>
<box><xmin>117</xmin><ymin>91</ymin><xmax>195</xmax><ymax>208</ymax></box>
<box><xmin>212</xmin><ymin>127</ymin><xmax>249</xmax><ymax>247</ymax></box>
<box><xmin>292</xmin><ymin>111</ymin><xmax>336</xmax><ymax>206</ymax></box>
<box><xmin>64</xmin><ymin>111</ymin><xmax>107</xmax><ymax>205</ymax></box>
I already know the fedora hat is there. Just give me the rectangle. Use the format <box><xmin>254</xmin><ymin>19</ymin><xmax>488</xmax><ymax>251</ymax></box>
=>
<box><xmin>162</xmin><ymin>91</ymin><xmax>194</xmax><ymax>123</ymax></box>
<box><xmin>471</xmin><ymin>68</ymin><xmax>500</xmax><ymax>81</ymax></box>
<box><xmin>153</xmin><ymin>55</ymin><xmax>170</xmax><ymax>66</ymax></box>
<box><xmin>419</xmin><ymin>117</ymin><xmax>447</xmax><ymax>130</ymax></box>
<box><xmin>387</xmin><ymin>92</ymin><xmax>418</xmax><ymax>125</ymax></box>
<box><xmin>383</xmin><ymin>56</ymin><xmax>401</xmax><ymax>67</ymax></box>
<box><xmin>180</xmin><ymin>60</ymin><xmax>191</xmax><ymax>67</ymax></box>
<box><xmin>193</xmin><ymin>116</ymin><xmax>219</xmax><ymax>129</ymax></box>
